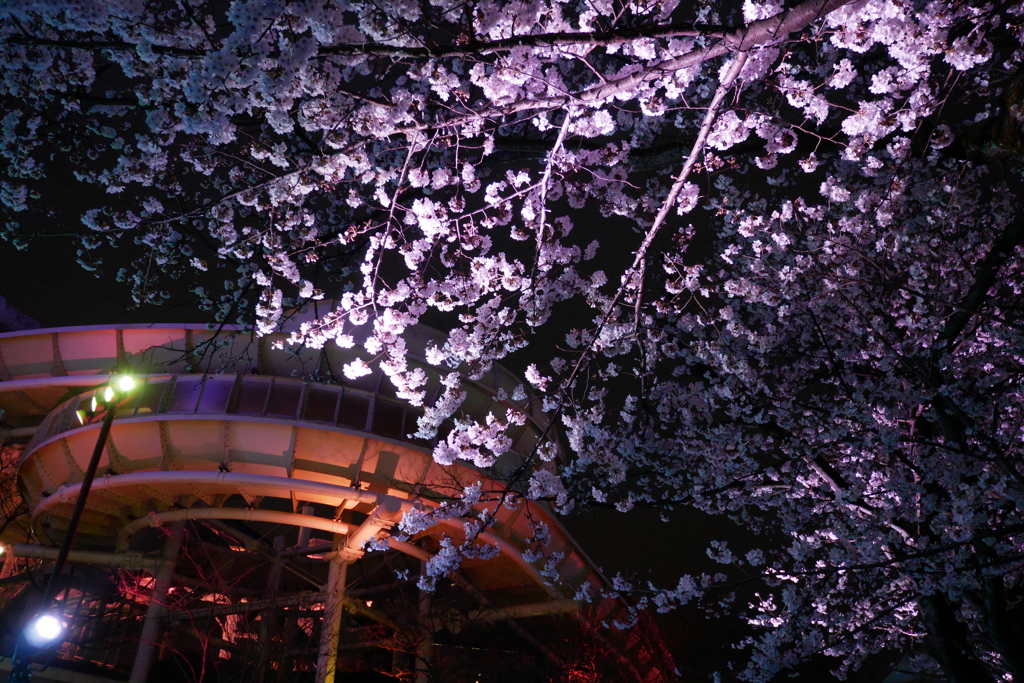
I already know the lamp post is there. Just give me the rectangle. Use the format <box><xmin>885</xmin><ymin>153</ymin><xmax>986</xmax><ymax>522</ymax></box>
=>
<box><xmin>10</xmin><ymin>374</ymin><xmax>136</xmax><ymax>681</ymax></box>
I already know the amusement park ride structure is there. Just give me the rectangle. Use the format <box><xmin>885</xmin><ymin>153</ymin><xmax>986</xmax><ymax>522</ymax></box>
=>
<box><xmin>0</xmin><ymin>321</ymin><xmax>674</xmax><ymax>682</ymax></box>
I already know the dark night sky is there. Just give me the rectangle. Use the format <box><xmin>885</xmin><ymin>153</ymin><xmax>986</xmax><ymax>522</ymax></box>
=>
<box><xmin>0</xmin><ymin>235</ymin><xmax>209</xmax><ymax>328</ymax></box>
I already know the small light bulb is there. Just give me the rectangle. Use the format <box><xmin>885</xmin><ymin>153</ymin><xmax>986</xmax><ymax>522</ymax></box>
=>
<box><xmin>113</xmin><ymin>375</ymin><xmax>136</xmax><ymax>393</ymax></box>
<box><xmin>90</xmin><ymin>396</ymin><xmax>99</xmax><ymax>412</ymax></box>
<box><xmin>103</xmin><ymin>386</ymin><xmax>115</xmax><ymax>403</ymax></box>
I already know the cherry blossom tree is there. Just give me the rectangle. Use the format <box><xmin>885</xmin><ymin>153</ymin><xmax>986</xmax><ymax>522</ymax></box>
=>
<box><xmin>3</xmin><ymin>0</ymin><xmax>1024</xmax><ymax>679</ymax></box>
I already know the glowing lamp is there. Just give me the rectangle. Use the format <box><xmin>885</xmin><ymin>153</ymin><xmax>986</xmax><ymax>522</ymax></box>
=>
<box><xmin>25</xmin><ymin>613</ymin><xmax>64</xmax><ymax>646</ymax></box>
<box><xmin>112</xmin><ymin>375</ymin><xmax>136</xmax><ymax>393</ymax></box>
<box><xmin>80</xmin><ymin>374</ymin><xmax>137</xmax><ymax>424</ymax></box>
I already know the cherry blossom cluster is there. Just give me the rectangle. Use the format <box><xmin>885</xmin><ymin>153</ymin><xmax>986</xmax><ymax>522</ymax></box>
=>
<box><xmin>4</xmin><ymin>0</ymin><xmax>1024</xmax><ymax>678</ymax></box>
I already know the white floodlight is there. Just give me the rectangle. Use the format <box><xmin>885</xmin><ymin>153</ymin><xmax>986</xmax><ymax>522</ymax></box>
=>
<box><xmin>25</xmin><ymin>613</ymin><xmax>64</xmax><ymax>647</ymax></box>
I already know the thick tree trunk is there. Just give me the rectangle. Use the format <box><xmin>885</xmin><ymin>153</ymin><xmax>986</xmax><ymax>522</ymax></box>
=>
<box><xmin>983</xmin><ymin>578</ymin><xmax>1024</xmax><ymax>678</ymax></box>
<box><xmin>919</xmin><ymin>595</ymin><xmax>997</xmax><ymax>683</ymax></box>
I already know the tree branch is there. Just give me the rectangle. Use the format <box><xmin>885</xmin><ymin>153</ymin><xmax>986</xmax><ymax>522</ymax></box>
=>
<box><xmin>920</xmin><ymin>594</ymin><xmax>998</xmax><ymax>683</ymax></box>
<box><xmin>933</xmin><ymin>214</ymin><xmax>1024</xmax><ymax>357</ymax></box>
<box><xmin>561</xmin><ymin>50</ymin><xmax>748</xmax><ymax>393</ymax></box>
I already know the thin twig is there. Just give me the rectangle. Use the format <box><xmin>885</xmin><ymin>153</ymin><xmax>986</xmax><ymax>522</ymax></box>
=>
<box><xmin>562</xmin><ymin>50</ymin><xmax>749</xmax><ymax>394</ymax></box>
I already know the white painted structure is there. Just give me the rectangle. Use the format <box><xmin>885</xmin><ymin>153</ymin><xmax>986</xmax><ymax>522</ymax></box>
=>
<box><xmin>0</xmin><ymin>324</ymin><xmax>674</xmax><ymax>682</ymax></box>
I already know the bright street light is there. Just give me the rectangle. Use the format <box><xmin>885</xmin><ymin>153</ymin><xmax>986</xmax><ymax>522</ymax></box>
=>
<box><xmin>112</xmin><ymin>374</ymin><xmax>136</xmax><ymax>393</ymax></box>
<box><xmin>78</xmin><ymin>374</ymin><xmax>138</xmax><ymax>425</ymax></box>
<box><xmin>24</xmin><ymin>613</ymin><xmax>64</xmax><ymax>647</ymax></box>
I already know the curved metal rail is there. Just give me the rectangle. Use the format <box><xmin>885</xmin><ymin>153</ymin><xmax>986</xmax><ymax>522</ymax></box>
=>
<box><xmin>1</xmin><ymin>324</ymin><xmax>675</xmax><ymax>683</ymax></box>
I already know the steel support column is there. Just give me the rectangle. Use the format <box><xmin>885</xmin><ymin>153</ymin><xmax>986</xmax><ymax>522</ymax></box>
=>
<box><xmin>414</xmin><ymin>560</ymin><xmax>432</xmax><ymax>683</ymax></box>
<box><xmin>129</xmin><ymin>521</ymin><xmax>184</xmax><ymax>683</ymax></box>
<box><xmin>315</xmin><ymin>537</ymin><xmax>347</xmax><ymax>683</ymax></box>
<box><xmin>258</xmin><ymin>536</ymin><xmax>286</xmax><ymax>683</ymax></box>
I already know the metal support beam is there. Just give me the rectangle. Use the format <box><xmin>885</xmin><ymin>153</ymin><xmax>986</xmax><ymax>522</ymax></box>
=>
<box><xmin>33</xmin><ymin>470</ymin><xmax>407</xmax><ymax>542</ymax></box>
<box><xmin>258</xmin><ymin>536</ymin><xmax>285</xmax><ymax>683</ymax></box>
<box><xmin>296</xmin><ymin>505</ymin><xmax>315</xmax><ymax>549</ymax></box>
<box><xmin>339</xmin><ymin>498</ymin><xmax>402</xmax><ymax>562</ymax></box>
<box><xmin>129</xmin><ymin>521</ymin><xmax>184</xmax><ymax>683</ymax></box>
<box><xmin>415</xmin><ymin>559</ymin><xmax>432</xmax><ymax>683</ymax></box>
<box><xmin>11</xmin><ymin>544</ymin><xmax>163</xmax><ymax>571</ymax></box>
<box><xmin>116</xmin><ymin>508</ymin><xmax>352</xmax><ymax>551</ymax></box>
<box><xmin>387</xmin><ymin>540</ymin><xmax>564</xmax><ymax>667</ymax></box>
<box><xmin>315</xmin><ymin>538</ymin><xmax>347</xmax><ymax>683</ymax></box>
<box><xmin>466</xmin><ymin>599</ymin><xmax>581</xmax><ymax>624</ymax></box>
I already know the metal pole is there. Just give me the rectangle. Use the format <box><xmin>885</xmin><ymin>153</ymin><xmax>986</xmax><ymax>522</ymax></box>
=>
<box><xmin>296</xmin><ymin>505</ymin><xmax>315</xmax><ymax>549</ymax></box>
<box><xmin>9</xmin><ymin>404</ymin><xmax>118</xmax><ymax>682</ymax></box>
<box><xmin>12</xmin><ymin>544</ymin><xmax>163</xmax><ymax>572</ymax></box>
<box><xmin>315</xmin><ymin>538</ymin><xmax>347</xmax><ymax>683</ymax></box>
<box><xmin>129</xmin><ymin>521</ymin><xmax>184</xmax><ymax>683</ymax></box>
<box><xmin>41</xmin><ymin>406</ymin><xmax>117</xmax><ymax>604</ymax></box>
<box><xmin>414</xmin><ymin>560</ymin><xmax>432</xmax><ymax>683</ymax></box>
<box><xmin>257</xmin><ymin>536</ymin><xmax>285</xmax><ymax>683</ymax></box>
